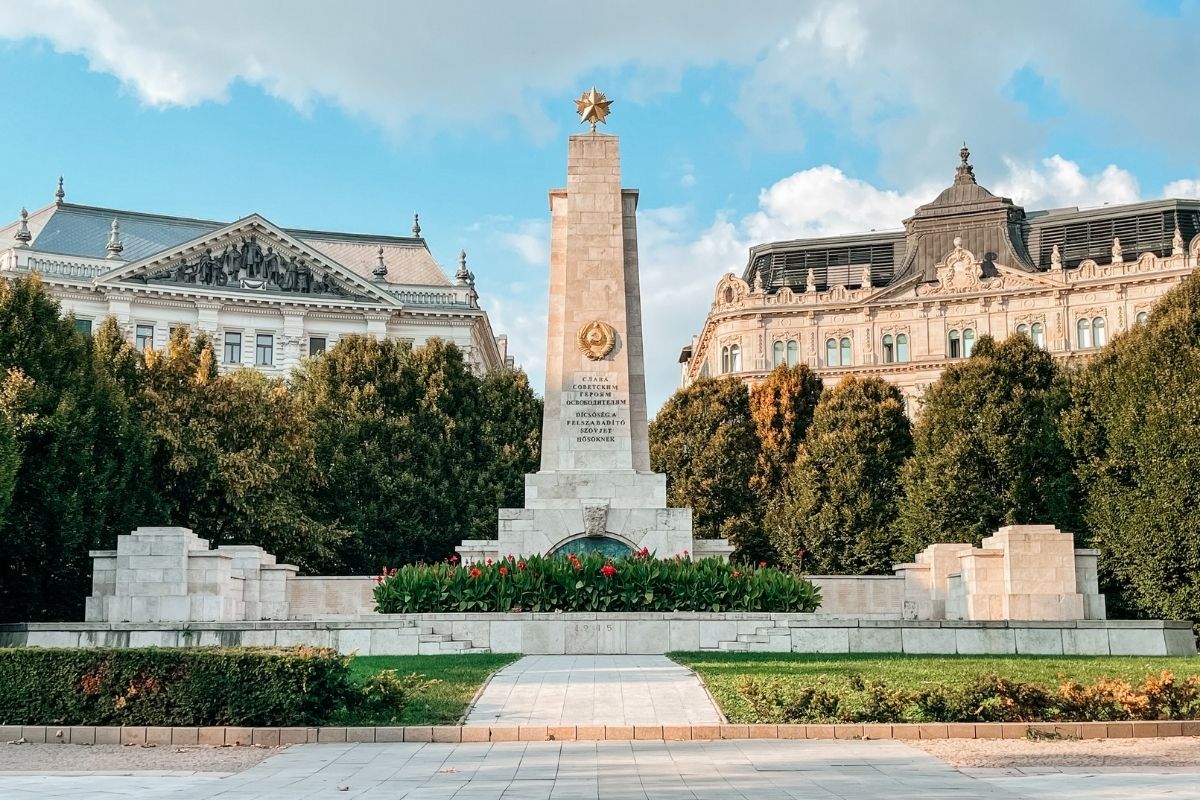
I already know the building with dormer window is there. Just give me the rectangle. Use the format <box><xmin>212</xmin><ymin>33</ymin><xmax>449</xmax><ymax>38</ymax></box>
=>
<box><xmin>680</xmin><ymin>147</ymin><xmax>1200</xmax><ymax>411</ymax></box>
<box><xmin>0</xmin><ymin>183</ymin><xmax>513</xmax><ymax>374</ymax></box>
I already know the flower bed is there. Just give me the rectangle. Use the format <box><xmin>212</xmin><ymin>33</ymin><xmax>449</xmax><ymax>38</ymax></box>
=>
<box><xmin>373</xmin><ymin>551</ymin><xmax>821</xmax><ymax>614</ymax></box>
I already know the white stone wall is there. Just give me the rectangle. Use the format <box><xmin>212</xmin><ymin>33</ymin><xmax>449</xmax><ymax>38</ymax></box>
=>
<box><xmin>4</xmin><ymin>616</ymin><xmax>1193</xmax><ymax>657</ymax></box>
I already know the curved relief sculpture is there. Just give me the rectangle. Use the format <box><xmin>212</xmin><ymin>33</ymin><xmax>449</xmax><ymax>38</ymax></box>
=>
<box><xmin>576</xmin><ymin>319</ymin><xmax>617</xmax><ymax>360</ymax></box>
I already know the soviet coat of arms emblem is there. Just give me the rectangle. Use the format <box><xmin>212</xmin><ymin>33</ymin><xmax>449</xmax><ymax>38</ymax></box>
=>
<box><xmin>576</xmin><ymin>320</ymin><xmax>616</xmax><ymax>360</ymax></box>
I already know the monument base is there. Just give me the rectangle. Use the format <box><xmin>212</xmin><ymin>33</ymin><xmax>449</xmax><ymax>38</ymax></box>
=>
<box><xmin>456</xmin><ymin>470</ymin><xmax>732</xmax><ymax>563</ymax></box>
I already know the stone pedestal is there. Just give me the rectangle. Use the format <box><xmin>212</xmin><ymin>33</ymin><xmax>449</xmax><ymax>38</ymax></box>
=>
<box><xmin>459</xmin><ymin>132</ymin><xmax>714</xmax><ymax>562</ymax></box>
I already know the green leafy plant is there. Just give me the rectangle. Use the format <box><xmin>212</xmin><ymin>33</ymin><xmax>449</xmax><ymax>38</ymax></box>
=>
<box><xmin>373</xmin><ymin>550</ymin><xmax>822</xmax><ymax>614</ymax></box>
<box><xmin>355</xmin><ymin>670</ymin><xmax>441</xmax><ymax>724</ymax></box>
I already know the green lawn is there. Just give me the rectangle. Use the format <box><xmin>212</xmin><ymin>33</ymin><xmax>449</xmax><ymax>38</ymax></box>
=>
<box><xmin>671</xmin><ymin>652</ymin><xmax>1200</xmax><ymax>723</ymax></box>
<box><xmin>334</xmin><ymin>653</ymin><xmax>519</xmax><ymax>726</ymax></box>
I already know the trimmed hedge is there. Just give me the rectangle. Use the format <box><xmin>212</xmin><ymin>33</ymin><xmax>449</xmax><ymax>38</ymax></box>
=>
<box><xmin>373</xmin><ymin>551</ymin><xmax>822</xmax><ymax>613</ymax></box>
<box><xmin>0</xmin><ymin>647</ymin><xmax>351</xmax><ymax>726</ymax></box>
<box><xmin>736</xmin><ymin>671</ymin><xmax>1200</xmax><ymax>724</ymax></box>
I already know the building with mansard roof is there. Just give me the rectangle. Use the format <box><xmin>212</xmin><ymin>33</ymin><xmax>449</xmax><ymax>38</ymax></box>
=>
<box><xmin>0</xmin><ymin>181</ymin><xmax>513</xmax><ymax>375</ymax></box>
<box><xmin>680</xmin><ymin>147</ymin><xmax>1200</xmax><ymax>411</ymax></box>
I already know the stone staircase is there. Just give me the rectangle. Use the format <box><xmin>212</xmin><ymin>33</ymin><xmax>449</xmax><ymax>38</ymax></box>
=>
<box><xmin>416</xmin><ymin>624</ymin><xmax>490</xmax><ymax>655</ymax></box>
<box><xmin>713</xmin><ymin>624</ymin><xmax>792</xmax><ymax>653</ymax></box>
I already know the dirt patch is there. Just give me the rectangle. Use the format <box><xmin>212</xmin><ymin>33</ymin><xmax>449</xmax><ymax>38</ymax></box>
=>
<box><xmin>0</xmin><ymin>742</ymin><xmax>279</xmax><ymax>773</ymax></box>
<box><xmin>910</xmin><ymin>736</ymin><xmax>1200</xmax><ymax>768</ymax></box>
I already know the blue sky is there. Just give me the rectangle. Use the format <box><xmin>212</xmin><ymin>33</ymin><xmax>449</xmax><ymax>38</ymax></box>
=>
<box><xmin>2</xmin><ymin>0</ymin><xmax>1198</xmax><ymax>411</ymax></box>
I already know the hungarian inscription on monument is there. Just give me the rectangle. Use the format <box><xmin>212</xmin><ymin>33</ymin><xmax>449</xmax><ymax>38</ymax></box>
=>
<box><xmin>457</xmin><ymin>90</ymin><xmax>730</xmax><ymax>563</ymax></box>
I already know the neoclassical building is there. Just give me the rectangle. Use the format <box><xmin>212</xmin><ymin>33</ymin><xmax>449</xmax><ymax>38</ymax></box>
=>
<box><xmin>0</xmin><ymin>181</ymin><xmax>512</xmax><ymax>375</ymax></box>
<box><xmin>681</xmin><ymin>148</ymin><xmax>1200</xmax><ymax>409</ymax></box>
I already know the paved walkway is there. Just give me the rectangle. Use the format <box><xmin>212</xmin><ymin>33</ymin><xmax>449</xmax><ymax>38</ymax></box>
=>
<box><xmin>465</xmin><ymin>655</ymin><xmax>723</xmax><ymax>726</ymax></box>
<box><xmin>4</xmin><ymin>741</ymin><xmax>1200</xmax><ymax>799</ymax></box>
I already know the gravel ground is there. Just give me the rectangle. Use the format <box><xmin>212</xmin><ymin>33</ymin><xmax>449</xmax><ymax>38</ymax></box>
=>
<box><xmin>0</xmin><ymin>742</ymin><xmax>280</xmax><ymax>773</ymax></box>
<box><xmin>911</xmin><ymin>736</ymin><xmax>1200</xmax><ymax>768</ymax></box>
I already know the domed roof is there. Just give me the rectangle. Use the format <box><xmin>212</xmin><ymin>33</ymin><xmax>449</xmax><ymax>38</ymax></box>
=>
<box><xmin>917</xmin><ymin>144</ymin><xmax>1009</xmax><ymax>213</ymax></box>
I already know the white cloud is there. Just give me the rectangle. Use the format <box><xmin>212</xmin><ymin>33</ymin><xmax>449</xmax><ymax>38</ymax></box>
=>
<box><xmin>494</xmin><ymin>220</ymin><xmax>549</xmax><ymax>267</ymax></box>
<box><xmin>3</xmin><ymin>0</ymin><xmax>1197</xmax><ymax>176</ymax></box>
<box><xmin>1164</xmin><ymin>179</ymin><xmax>1200</xmax><ymax>199</ymax></box>
<box><xmin>993</xmin><ymin>155</ymin><xmax>1140</xmax><ymax>209</ymax></box>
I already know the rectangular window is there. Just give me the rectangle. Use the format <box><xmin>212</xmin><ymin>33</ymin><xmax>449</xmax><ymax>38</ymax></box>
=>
<box><xmin>75</xmin><ymin>318</ymin><xmax>92</xmax><ymax>336</ymax></box>
<box><xmin>223</xmin><ymin>332</ymin><xmax>242</xmax><ymax>364</ymax></box>
<box><xmin>309</xmin><ymin>336</ymin><xmax>327</xmax><ymax>357</ymax></box>
<box><xmin>255</xmin><ymin>333</ymin><xmax>274</xmax><ymax>366</ymax></box>
<box><xmin>135</xmin><ymin>324</ymin><xmax>154</xmax><ymax>352</ymax></box>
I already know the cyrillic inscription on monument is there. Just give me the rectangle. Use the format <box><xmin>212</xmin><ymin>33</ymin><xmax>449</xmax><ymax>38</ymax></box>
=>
<box><xmin>564</xmin><ymin>375</ymin><xmax>628</xmax><ymax>444</ymax></box>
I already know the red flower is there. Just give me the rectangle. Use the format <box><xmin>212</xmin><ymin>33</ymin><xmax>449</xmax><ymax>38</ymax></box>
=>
<box><xmin>506</xmin><ymin>554</ymin><xmax>515</xmax><ymax>562</ymax></box>
<box><xmin>499</xmin><ymin>566</ymin><xmax>509</xmax><ymax>576</ymax></box>
<box><xmin>758</xmin><ymin>561</ymin><xmax>767</xmax><ymax>568</ymax></box>
<box><xmin>375</xmin><ymin>575</ymin><xmax>384</xmax><ymax>585</ymax></box>
<box><xmin>469</xmin><ymin>567</ymin><xmax>481</xmax><ymax>579</ymax></box>
<box><xmin>449</xmin><ymin>555</ymin><xmax>460</xmax><ymax>564</ymax></box>
<box><xmin>732</xmin><ymin>571</ymin><xmax>741</xmax><ymax>578</ymax></box>
<box><xmin>600</xmin><ymin>563</ymin><xmax>617</xmax><ymax>577</ymax></box>
<box><xmin>486</xmin><ymin>558</ymin><xmax>494</xmax><ymax>566</ymax></box>
<box><xmin>683</xmin><ymin>550</ymin><xmax>689</xmax><ymax>556</ymax></box>
<box><xmin>518</xmin><ymin>561</ymin><xmax>527</xmax><ymax>570</ymax></box>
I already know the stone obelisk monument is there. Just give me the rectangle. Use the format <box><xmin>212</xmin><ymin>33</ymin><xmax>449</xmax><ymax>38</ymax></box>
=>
<box><xmin>459</xmin><ymin>89</ymin><xmax>728</xmax><ymax>562</ymax></box>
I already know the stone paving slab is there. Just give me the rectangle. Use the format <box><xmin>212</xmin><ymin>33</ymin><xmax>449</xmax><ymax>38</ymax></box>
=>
<box><xmin>465</xmin><ymin>654</ymin><xmax>724</xmax><ymax>725</ymax></box>
<box><xmin>3</xmin><ymin>741</ymin><xmax>1200</xmax><ymax>799</ymax></box>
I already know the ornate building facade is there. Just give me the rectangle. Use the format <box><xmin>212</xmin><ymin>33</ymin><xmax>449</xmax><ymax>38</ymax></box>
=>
<box><xmin>0</xmin><ymin>183</ymin><xmax>512</xmax><ymax>375</ymax></box>
<box><xmin>681</xmin><ymin>148</ymin><xmax>1200</xmax><ymax>410</ymax></box>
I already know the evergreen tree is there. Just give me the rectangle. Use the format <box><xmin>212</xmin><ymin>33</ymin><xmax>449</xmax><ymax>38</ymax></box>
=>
<box><xmin>895</xmin><ymin>334</ymin><xmax>1079</xmax><ymax>558</ymax></box>
<box><xmin>0</xmin><ymin>277</ymin><xmax>152</xmax><ymax>621</ymax></box>
<box><xmin>772</xmin><ymin>376</ymin><xmax>912</xmax><ymax>574</ymax></box>
<box><xmin>649</xmin><ymin>377</ymin><xmax>760</xmax><ymax>554</ymax></box>
<box><xmin>1061</xmin><ymin>272</ymin><xmax>1200</xmax><ymax>622</ymax></box>
<box><xmin>297</xmin><ymin>337</ymin><xmax>537</xmax><ymax>570</ymax></box>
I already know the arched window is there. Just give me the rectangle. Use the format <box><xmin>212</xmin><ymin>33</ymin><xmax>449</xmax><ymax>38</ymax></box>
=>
<box><xmin>1092</xmin><ymin>317</ymin><xmax>1106</xmax><ymax>348</ymax></box>
<box><xmin>882</xmin><ymin>334</ymin><xmax>895</xmax><ymax>364</ymax></box>
<box><xmin>1136</xmin><ymin>311</ymin><xmax>1149</xmax><ymax>326</ymax></box>
<box><xmin>839</xmin><ymin>337</ymin><xmax>852</xmax><ymax>366</ymax></box>
<box><xmin>1016</xmin><ymin>323</ymin><xmax>1029</xmax><ymax>338</ymax></box>
<box><xmin>722</xmin><ymin>286</ymin><xmax>735</xmax><ymax>304</ymax></box>
<box><xmin>826</xmin><ymin>338</ymin><xmax>838</xmax><ymax>366</ymax></box>
<box><xmin>773</xmin><ymin>341</ymin><xmax>785</xmax><ymax>367</ymax></box>
<box><xmin>948</xmin><ymin>329</ymin><xmax>961</xmax><ymax>359</ymax></box>
<box><xmin>1077</xmin><ymin>318</ymin><xmax>1092</xmax><ymax>349</ymax></box>
<box><xmin>896</xmin><ymin>333</ymin><xmax>909</xmax><ymax>363</ymax></box>
<box><xmin>1031</xmin><ymin>322</ymin><xmax>1045</xmax><ymax>348</ymax></box>
<box><xmin>962</xmin><ymin>328</ymin><xmax>976</xmax><ymax>358</ymax></box>
<box><xmin>786</xmin><ymin>340</ymin><xmax>799</xmax><ymax>367</ymax></box>
<box><xmin>721</xmin><ymin>346</ymin><xmax>730</xmax><ymax>373</ymax></box>
<box><xmin>729</xmin><ymin>344</ymin><xmax>741</xmax><ymax>372</ymax></box>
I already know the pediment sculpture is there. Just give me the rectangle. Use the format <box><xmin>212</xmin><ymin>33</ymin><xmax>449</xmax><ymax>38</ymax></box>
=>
<box><xmin>129</xmin><ymin>234</ymin><xmax>367</xmax><ymax>300</ymax></box>
<box><xmin>934</xmin><ymin>237</ymin><xmax>984</xmax><ymax>292</ymax></box>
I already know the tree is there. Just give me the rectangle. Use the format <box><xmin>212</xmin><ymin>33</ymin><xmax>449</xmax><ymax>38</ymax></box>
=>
<box><xmin>649</xmin><ymin>377</ymin><xmax>760</xmax><ymax>555</ymax></box>
<box><xmin>138</xmin><ymin>328</ymin><xmax>344</xmax><ymax>572</ymax></box>
<box><xmin>895</xmin><ymin>334</ymin><xmax>1080</xmax><ymax>558</ymax></box>
<box><xmin>749</xmin><ymin>364</ymin><xmax>823</xmax><ymax>496</ymax></box>
<box><xmin>468</xmin><ymin>367</ymin><xmax>542</xmax><ymax>539</ymax></box>
<box><xmin>749</xmin><ymin>365</ymin><xmax>824</xmax><ymax>562</ymax></box>
<box><xmin>772</xmin><ymin>376</ymin><xmax>912</xmax><ymax>574</ymax></box>
<box><xmin>297</xmin><ymin>337</ymin><xmax>538</xmax><ymax>571</ymax></box>
<box><xmin>1061</xmin><ymin>272</ymin><xmax>1200</xmax><ymax>622</ymax></box>
<box><xmin>0</xmin><ymin>277</ymin><xmax>154</xmax><ymax>621</ymax></box>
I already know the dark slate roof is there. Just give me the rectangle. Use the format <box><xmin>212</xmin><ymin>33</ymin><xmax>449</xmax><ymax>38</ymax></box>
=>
<box><xmin>12</xmin><ymin>202</ymin><xmax>454</xmax><ymax>287</ymax></box>
<box><xmin>741</xmin><ymin>145</ymin><xmax>1200</xmax><ymax>291</ymax></box>
<box><xmin>32</xmin><ymin>205</ymin><xmax>221</xmax><ymax>262</ymax></box>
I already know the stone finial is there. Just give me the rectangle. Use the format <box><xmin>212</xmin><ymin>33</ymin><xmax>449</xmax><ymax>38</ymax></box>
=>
<box><xmin>372</xmin><ymin>245</ymin><xmax>388</xmax><ymax>278</ymax></box>
<box><xmin>105</xmin><ymin>218</ymin><xmax>124</xmax><ymax>259</ymax></box>
<box><xmin>954</xmin><ymin>142</ymin><xmax>977</xmax><ymax>186</ymax></box>
<box><xmin>14</xmin><ymin>207</ymin><xmax>31</xmax><ymax>247</ymax></box>
<box><xmin>455</xmin><ymin>249</ymin><xmax>471</xmax><ymax>285</ymax></box>
<box><xmin>412</xmin><ymin>212</ymin><xmax>422</xmax><ymax>238</ymax></box>
<box><xmin>1051</xmin><ymin>243</ymin><xmax>1063</xmax><ymax>269</ymax></box>
<box><xmin>805</xmin><ymin>268</ymin><xmax>817</xmax><ymax>293</ymax></box>
<box><xmin>1173</xmin><ymin>226</ymin><xmax>1185</xmax><ymax>257</ymax></box>
<box><xmin>55</xmin><ymin>176</ymin><xmax>65</xmax><ymax>205</ymax></box>
<box><xmin>1111</xmin><ymin>236</ymin><xmax>1124</xmax><ymax>264</ymax></box>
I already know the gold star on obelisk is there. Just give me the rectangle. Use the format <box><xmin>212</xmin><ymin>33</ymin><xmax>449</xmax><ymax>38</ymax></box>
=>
<box><xmin>575</xmin><ymin>87</ymin><xmax>613</xmax><ymax>132</ymax></box>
